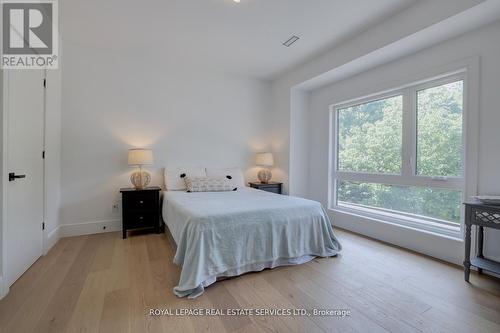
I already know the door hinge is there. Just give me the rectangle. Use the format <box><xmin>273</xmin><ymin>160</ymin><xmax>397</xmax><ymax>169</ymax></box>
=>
<box><xmin>42</xmin><ymin>222</ymin><xmax>45</xmax><ymax>230</ymax></box>
<box><xmin>43</xmin><ymin>78</ymin><xmax>46</xmax><ymax>88</ymax></box>
<box><xmin>42</xmin><ymin>151</ymin><xmax>45</xmax><ymax>159</ymax></box>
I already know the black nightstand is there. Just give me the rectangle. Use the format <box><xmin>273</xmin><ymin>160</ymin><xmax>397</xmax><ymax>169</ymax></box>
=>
<box><xmin>120</xmin><ymin>187</ymin><xmax>161</xmax><ymax>239</ymax></box>
<box><xmin>249</xmin><ymin>182</ymin><xmax>282</xmax><ymax>194</ymax></box>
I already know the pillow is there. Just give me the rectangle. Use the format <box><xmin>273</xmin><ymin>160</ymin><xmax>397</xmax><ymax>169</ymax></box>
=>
<box><xmin>185</xmin><ymin>177</ymin><xmax>237</xmax><ymax>192</ymax></box>
<box><xmin>164</xmin><ymin>167</ymin><xmax>206</xmax><ymax>191</ymax></box>
<box><xmin>205</xmin><ymin>168</ymin><xmax>245</xmax><ymax>188</ymax></box>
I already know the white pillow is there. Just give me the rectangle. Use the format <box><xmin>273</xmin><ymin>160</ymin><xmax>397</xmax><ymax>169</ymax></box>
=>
<box><xmin>205</xmin><ymin>168</ymin><xmax>245</xmax><ymax>188</ymax></box>
<box><xmin>185</xmin><ymin>177</ymin><xmax>236</xmax><ymax>192</ymax></box>
<box><xmin>164</xmin><ymin>167</ymin><xmax>206</xmax><ymax>191</ymax></box>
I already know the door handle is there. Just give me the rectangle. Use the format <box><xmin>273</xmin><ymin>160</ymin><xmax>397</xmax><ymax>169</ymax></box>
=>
<box><xmin>9</xmin><ymin>172</ymin><xmax>26</xmax><ymax>181</ymax></box>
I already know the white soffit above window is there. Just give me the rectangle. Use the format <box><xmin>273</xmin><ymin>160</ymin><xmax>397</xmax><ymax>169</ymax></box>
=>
<box><xmin>296</xmin><ymin>0</ymin><xmax>500</xmax><ymax>91</ymax></box>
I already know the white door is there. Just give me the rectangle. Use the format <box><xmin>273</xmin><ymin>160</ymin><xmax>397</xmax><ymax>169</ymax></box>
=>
<box><xmin>4</xmin><ymin>69</ymin><xmax>45</xmax><ymax>287</ymax></box>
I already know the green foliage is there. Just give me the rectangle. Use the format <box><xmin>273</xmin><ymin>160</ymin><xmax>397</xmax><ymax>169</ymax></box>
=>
<box><xmin>337</xmin><ymin>81</ymin><xmax>463</xmax><ymax>223</ymax></box>
<box><xmin>338</xmin><ymin>96</ymin><xmax>402</xmax><ymax>174</ymax></box>
<box><xmin>417</xmin><ymin>81</ymin><xmax>463</xmax><ymax>176</ymax></box>
<box><xmin>338</xmin><ymin>181</ymin><xmax>461</xmax><ymax>223</ymax></box>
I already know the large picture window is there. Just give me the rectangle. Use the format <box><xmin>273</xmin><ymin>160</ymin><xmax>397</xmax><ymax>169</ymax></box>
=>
<box><xmin>331</xmin><ymin>73</ymin><xmax>465</xmax><ymax>236</ymax></box>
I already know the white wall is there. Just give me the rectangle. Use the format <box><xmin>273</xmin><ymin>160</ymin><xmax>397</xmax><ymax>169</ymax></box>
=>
<box><xmin>60</xmin><ymin>42</ymin><xmax>271</xmax><ymax>233</ymax></box>
<box><xmin>270</xmin><ymin>0</ymin><xmax>483</xmax><ymax>194</ymax></box>
<box><xmin>289</xmin><ymin>89</ymin><xmax>310</xmax><ymax>197</ymax></box>
<box><xmin>44</xmin><ymin>66</ymin><xmax>62</xmax><ymax>251</ymax></box>
<box><xmin>0</xmin><ymin>69</ymin><xmax>4</xmax><ymax>295</ymax></box>
<box><xmin>304</xmin><ymin>21</ymin><xmax>500</xmax><ymax>263</ymax></box>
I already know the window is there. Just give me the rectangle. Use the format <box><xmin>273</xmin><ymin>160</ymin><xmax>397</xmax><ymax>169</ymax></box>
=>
<box><xmin>331</xmin><ymin>73</ymin><xmax>465</xmax><ymax>236</ymax></box>
<box><xmin>416</xmin><ymin>81</ymin><xmax>463</xmax><ymax>177</ymax></box>
<box><xmin>338</xmin><ymin>95</ymin><xmax>403</xmax><ymax>174</ymax></box>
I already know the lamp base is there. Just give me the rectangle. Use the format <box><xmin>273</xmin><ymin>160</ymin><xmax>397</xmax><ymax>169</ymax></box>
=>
<box><xmin>130</xmin><ymin>171</ymin><xmax>151</xmax><ymax>189</ymax></box>
<box><xmin>257</xmin><ymin>169</ymin><xmax>272</xmax><ymax>184</ymax></box>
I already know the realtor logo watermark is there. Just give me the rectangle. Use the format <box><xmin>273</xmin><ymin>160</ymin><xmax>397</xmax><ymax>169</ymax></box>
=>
<box><xmin>1</xmin><ymin>0</ymin><xmax>58</xmax><ymax>69</ymax></box>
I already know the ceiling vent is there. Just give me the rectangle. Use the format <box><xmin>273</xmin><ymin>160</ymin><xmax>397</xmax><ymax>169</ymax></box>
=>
<box><xmin>283</xmin><ymin>35</ymin><xmax>300</xmax><ymax>47</ymax></box>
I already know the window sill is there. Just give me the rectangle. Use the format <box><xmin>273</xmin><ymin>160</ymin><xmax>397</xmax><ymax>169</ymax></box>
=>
<box><xmin>329</xmin><ymin>203</ymin><xmax>462</xmax><ymax>241</ymax></box>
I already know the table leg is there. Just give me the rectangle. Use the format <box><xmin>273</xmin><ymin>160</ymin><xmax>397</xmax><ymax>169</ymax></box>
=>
<box><xmin>477</xmin><ymin>226</ymin><xmax>484</xmax><ymax>274</ymax></box>
<box><xmin>463</xmin><ymin>206</ymin><xmax>473</xmax><ymax>282</ymax></box>
<box><xmin>464</xmin><ymin>222</ymin><xmax>472</xmax><ymax>282</ymax></box>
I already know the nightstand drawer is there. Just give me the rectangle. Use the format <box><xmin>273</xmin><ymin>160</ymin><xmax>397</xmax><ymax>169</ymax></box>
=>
<box><xmin>248</xmin><ymin>182</ymin><xmax>282</xmax><ymax>194</ymax></box>
<box><xmin>125</xmin><ymin>211</ymin><xmax>157</xmax><ymax>229</ymax></box>
<box><xmin>125</xmin><ymin>193</ymin><xmax>157</xmax><ymax>211</ymax></box>
<box><xmin>259</xmin><ymin>186</ymin><xmax>280</xmax><ymax>194</ymax></box>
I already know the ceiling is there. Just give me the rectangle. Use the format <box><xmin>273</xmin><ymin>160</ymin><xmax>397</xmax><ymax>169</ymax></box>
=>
<box><xmin>62</xmin><ymin>0</ymin><xmax>417</xmax><ymax>79</ymax></box>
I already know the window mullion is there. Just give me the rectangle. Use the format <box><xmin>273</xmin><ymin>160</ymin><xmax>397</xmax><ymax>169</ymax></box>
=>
<box><xmin>401</xmin><ymin>88</ymin><xmax>414</xmax><ymax>177</ymax></box>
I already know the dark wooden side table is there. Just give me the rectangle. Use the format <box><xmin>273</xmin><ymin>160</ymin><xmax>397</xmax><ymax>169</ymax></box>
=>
<box><xmin>463</xmin><ymin>202</ymin><xmax>500</xmax><ymax>281</ymax></box>
<box><xmin>120</xmin><ymin>186</ymin><xmax>161</xmax><ymax>239</ymax></box>
<box><xmin>249</xmin><ymin>182</ymin><xmax>282</xmax><ymax>194</ymax></box>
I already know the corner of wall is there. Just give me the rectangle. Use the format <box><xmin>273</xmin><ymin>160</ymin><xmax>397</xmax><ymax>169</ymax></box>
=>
<box><xmin>0</xmin><ymin>275</ymin><xmax>8</xmax><ymax>300</ymax></box>
<box><xmin>44</xmin><ymin>226</ymin><xmax>61</xmax><ymax>255</ymax></box>
<box><xmin>43</xmin><ymin>41</ymin><xmax>63</xmax><ymax>253</ymax></box>
<box><xmin>289</xmin><ymin>88</ymin><xmax>311</xmax><ymax>198</ymax></box>
<box><xmin>0</xmin><ymin>69</ymin><xmax>5</xmax><ymax>301</ymax></box>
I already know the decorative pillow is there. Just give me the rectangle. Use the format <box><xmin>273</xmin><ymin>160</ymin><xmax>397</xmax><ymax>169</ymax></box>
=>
<box><xmin>185</xmin><ymin>177</ymin><xmax>237</xmax><ymax>192</ymax></box>
<box><xmin>205</xmin><ymin>168</ymin><xmax>245</xmax><ymax>188</ymax></box>
<box><xmin>164</xmin><ymin>167</ymin><xmax>206</xmax><ymax>191</ymax></box>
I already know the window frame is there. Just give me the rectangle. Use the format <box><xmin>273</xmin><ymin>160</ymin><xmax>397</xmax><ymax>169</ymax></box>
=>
<box><xmin>329</xmin><ymin>71</ymin><xmax>466</xmax><ymax>238</ymax></box>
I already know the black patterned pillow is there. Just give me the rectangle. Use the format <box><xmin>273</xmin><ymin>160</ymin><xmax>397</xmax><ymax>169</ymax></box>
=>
<box><xmin>185</xmin><ymin>177</ymin><xmax>237</xmax><ymax>192</ymax></box>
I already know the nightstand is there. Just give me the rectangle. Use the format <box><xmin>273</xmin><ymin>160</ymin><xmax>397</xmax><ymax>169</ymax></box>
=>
<box><xmin>249</xmin><ymin>182</ymin><xmax>282</xmax><ymax>194</ymax></box>
<box><xmin>120</xmin><ymin>186</ymin><xmax>161</xmax><ymax>239</ymax></box>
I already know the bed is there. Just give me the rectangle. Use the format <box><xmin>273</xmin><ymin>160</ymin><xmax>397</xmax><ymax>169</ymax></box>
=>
<box><xmin>162</xmin><ymin>186</ymin><xmax>342</xmax><ymax>298</ymax></box>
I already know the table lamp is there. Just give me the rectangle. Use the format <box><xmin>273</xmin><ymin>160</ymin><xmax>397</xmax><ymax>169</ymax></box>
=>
<box><xmin>128</xmin><ymin>148</ymin><xmax>153</xmax><ymax>189</ymax></box>
<box><xmin>256</xmin><ymin>152</ymin><xmax>274</xmax><ymax>184</ymax></box>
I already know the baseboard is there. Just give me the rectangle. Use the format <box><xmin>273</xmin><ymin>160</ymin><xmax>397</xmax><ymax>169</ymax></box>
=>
<box><xmin>44</xmin><ymin>226</ymin><xmax>61</xmax><ymax>254</ymax></box>
<box><xmin>330</xmin><ymin>209</ymin><xmax>463</xmax><ymax>265</ymax></box>
<box><xmin>60</xmin><ymin>219</ymin><xmax>121</xmax><ymax>237</ymax></box>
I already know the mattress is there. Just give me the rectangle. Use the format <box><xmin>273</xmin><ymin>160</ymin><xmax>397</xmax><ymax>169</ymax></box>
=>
<box><xmin>162</xmin><ymin>187</ymin><xmax>342</xmax><ymax>298</ymax></box>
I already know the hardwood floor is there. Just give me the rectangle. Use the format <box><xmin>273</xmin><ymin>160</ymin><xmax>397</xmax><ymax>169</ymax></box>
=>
<box><xmin>1</xmin><ymin>228</ymin><xmax>500</xmax><ymax>333</ymax></box>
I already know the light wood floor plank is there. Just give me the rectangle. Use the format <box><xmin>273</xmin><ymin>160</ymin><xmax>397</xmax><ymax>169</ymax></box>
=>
<box><xmin>90</xmin><ymin>232</ymin><xmax>116</xmax><ymax>272</ymax></box>
<box><xmin>205</xmin><ymin>283</ymin><xmax>253</xmax><ymax>332</ymax></box>
<box><xmin>223</xmin><ymin>276</ymin><xmax>301</xmax><ymax>333</ymax></box>
<box><xmin>65</xmin><ymin>270</ymin><xmax>110</xmax><ymax>333</ymax></box>
<box><xmin>297</xmin><ymin>260</ymin><xmax>442</xmax><ymax>333</ymax></box>
<box><xmin>1</xmin><ymin>229</ymin><xmax>500</xmax><ymax>333</ymax></box>
<box><xmin>99</xmin><ymin>288</ymin><xmax>132</xmax><ymax>333</ymax></box>
<box><xmin>127</xmin><ymin>236</ymin><xmax>164</xmax><ymax>333</ymax></box>
<box><xmin>106</xmin><ymin>232</ymin><xmax>131</xmax><ymax>293</ymax></box>
<box><xmin>0</xmin><ymin>237</ymin><xmax>70</xmax><ymax>327</ymax></box>
<box><xmin>330</xmin><ymin>233</ymin><xmax>500</xmax><ymax>331</ymax></box>
<box><xmin>262</xmin><ymin>267</ymin><xmax>376</xmax><ymax>333</ymax></box>
<box><xmin>2</xmin><ymin>236</ymin><xmax>87</xmax><ymax>333</ymax></box>
<box><xmin>33</xmin><ymin>234</ymin><xmax>103</xmax><ymax>333</ymax></box>
<box><xmin>241</xmin><ymin>273</ymin><xmax>326</xmax><ymax>333</ymax></box>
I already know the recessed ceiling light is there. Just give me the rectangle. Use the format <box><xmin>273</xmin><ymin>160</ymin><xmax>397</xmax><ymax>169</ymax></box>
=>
<box><xmin>233</xmin><ymin>0</ymin><xmax>240</xmax><ymax>3</ymax></box>
<box><xmin>283</xmin><ymin>36</ymin><xmax>300</xmax><ymax>47</ymax></box>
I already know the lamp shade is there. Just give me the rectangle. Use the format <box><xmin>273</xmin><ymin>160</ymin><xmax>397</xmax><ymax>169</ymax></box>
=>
<box><xmin>128</xmin><ymin>148</ymin><xmax>153</xmax><ymax>166</ymax></box>
<box><xmin>256</xmin><ymin>152</ymin><xmax>274</xmax><ymax>167</ymax></box>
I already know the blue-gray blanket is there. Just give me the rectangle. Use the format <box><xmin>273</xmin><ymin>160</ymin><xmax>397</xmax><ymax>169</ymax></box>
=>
<box><xmin>162</xmin><ymin>188</ymin><xmax>342</xmax><ymax>298</ymax></box>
